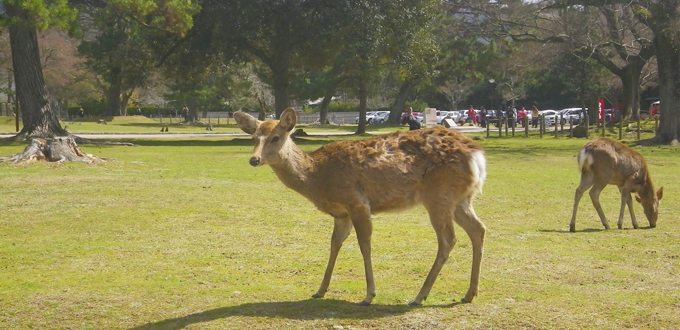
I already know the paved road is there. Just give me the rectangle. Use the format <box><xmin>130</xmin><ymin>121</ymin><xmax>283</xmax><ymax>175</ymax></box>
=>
<box><xmin>0</xmin><ymin>125</ymin><xmax>486</xmax><ymax>140</ymax></box>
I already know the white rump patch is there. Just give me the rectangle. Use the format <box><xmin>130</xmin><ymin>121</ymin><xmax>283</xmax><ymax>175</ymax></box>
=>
<box><xmin>577</xmin><ymin>150</ymin><xmax>593</xmax><ymax>172</ymax></box>
<box><xmin>469</xmin><ymin>151</ymin><xmax>487</xmax><ymax>194</ymax></box>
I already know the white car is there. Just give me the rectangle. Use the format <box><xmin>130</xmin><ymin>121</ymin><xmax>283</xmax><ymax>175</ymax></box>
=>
<box><xmin>355</xmin><ymin>111</ymin><xmax>378</xmax><ymax>124</ymax></box>
<box><xmin>558</xmin><ymin>109</ymin><xmax>583</xmax><ymax>125</ymax></box>
<box><xmin>539</xmin><ymin>110</ymin><xmax>560</xmax><ymax>126</ymax></box>
<box><xmin>436</xmin><ymin>111</ymin><xmax>460</xmax><ymax>124</ymax></box>
<box><xmin>371</xmin><ymin>111</ymin><xmax>391</xmax><ymax>124</ymax></box>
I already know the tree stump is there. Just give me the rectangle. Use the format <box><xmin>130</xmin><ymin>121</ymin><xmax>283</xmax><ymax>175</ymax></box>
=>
<box><xmin>0</xmin><ymin>137</ymin><xmax>110</xmax><ymax>164</ymax></box>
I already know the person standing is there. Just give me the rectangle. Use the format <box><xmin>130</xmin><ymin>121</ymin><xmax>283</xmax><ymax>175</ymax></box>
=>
<box><xmin>406</xmin><ymin>107</ymin><xmax>420</xmax><ymax>131</ymax></box>
<box><xmin>531</xmin><ymin>105</ymin><xmax>540</xmax><ymax>128</ymax></box>
<box><xmin>479</xmin><ymin>106</ymin><xmax>487</xmax><ymax>128</ymax></box>
<box><xmin>467</xmin><ymin>105</ymin><xmax>476</xmax><ymax>126</ymax></box>
<box><xmin>182</xmin><ymin>106</ymin><xmax>189</xmax><ymax>122</ymax></box>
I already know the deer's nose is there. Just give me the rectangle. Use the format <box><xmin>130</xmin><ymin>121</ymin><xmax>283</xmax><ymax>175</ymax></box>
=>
<box><xmin>249</xmin><ymin>157</ymin><xmax>260</xmax><ymax>166</ymax></box>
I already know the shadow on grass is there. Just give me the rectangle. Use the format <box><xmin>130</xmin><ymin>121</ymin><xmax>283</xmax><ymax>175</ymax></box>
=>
<box><xmin>128</xmin><ymin>299</ymin><xmax>465</xmax><ymax>330</ymax></box>
<box><xmin>539</xmin><ymin>228</ymin><xmax>606</xmax><ymax>233</ymax></box>
<box><xmin>98</xmin><ymin>137</ymin><xmax>349</xmax><ymax>148</ymax></box>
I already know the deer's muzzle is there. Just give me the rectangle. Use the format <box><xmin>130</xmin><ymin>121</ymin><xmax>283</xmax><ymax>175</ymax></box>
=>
<box><xmin>249</xmin><ymin>157</ymin><xmax>261</xmax><ymax>166</ymax></box>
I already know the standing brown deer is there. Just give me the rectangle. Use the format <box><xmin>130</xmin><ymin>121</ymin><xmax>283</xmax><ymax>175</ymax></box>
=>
<box><xmin>234</xmin><ymin>108</ymin><xmax>487</xmax><ymax>306</ymax></box>
<box><xmin>570</xmin><ymin>138</ymin><xmax>663</xmax><ymax>232</ymax></box>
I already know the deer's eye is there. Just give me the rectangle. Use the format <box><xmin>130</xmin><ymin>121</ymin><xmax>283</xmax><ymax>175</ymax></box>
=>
<box><xmin>272</xmin><ymin>136</ymin><xmax>280</xmax><ymax>143</ymax></box>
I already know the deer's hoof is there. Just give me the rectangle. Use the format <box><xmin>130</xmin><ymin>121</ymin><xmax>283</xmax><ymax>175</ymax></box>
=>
<box><xmin>358</xmin><ymin>300</ymin><xmax>372</xmax><ymax>306</ymax></box>
<box><xmin>311</xmin><ymin>293</ymin><xmax>323</xmax><ymax>299</ymax></box>
<box><xmin>569</xmin><ymin>225</ymin><xmax>576</xmax><ymax>232</ymax></box>
<box><xmin>407</xmin><ymin>300</ymin><xmax>422</xmax><ymax>306</ymax></box>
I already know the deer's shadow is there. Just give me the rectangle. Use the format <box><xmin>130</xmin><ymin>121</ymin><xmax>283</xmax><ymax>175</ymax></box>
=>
<box><xmin>128</xmin><ymin>298</ymin><xmax>464</xmax><ymax>330</ymax></box>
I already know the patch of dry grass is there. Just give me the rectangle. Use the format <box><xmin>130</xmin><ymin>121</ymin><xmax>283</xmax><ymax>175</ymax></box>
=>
<box><xmin>1</xmin><ymin>135</ymin><xmax>679</xmax><ymax>329</ymax></box>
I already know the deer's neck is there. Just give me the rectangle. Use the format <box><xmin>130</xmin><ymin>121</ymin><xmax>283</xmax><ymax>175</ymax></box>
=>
<box><xmin>270</xmin><ymin>144</ymin><xmax>316</xmax><ymax>196</ymax></box>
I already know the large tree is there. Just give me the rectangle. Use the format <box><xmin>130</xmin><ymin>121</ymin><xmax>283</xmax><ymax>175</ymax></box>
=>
<box><xmin>77</xmin><ymin>0</ymin><xmax>199</xmax><ymax>116</ymax></box>
<box><xmin>180</xmin><ymin>0</ymin><xmax>343</xmax><ymax>118</ymax></box>
<box><xmin>548</xmin><ymin>0</ymin><xmax>680</xmax><ymax>144</ymax></box>
<box><xmin>457</xmin><ymin>0</ymin><xmax>654</xmax><ymax>119</ymax></box>
<box><xmin>0</xmin><ymin>0</ymin><xmax>77</xmax><ymax>139</ymax></box>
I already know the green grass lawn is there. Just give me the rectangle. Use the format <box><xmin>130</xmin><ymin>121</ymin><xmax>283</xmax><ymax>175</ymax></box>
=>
<box><xmin>1</xmin><ymin>123</ymin><xmax>679</xmax><ymax>329</ymax></box>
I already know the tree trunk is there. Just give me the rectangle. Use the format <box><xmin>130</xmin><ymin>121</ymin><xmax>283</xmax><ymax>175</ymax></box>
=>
<box><xmin>390</xmin><ymin>77</ymin><xmax>422</xmax><ymax>125</ymax></box>
<box><xmin>187</xmin><ymin>99</ymin><xmax>199</xmax><ymax>122</ymax></box>
<box><xmin>0</xmin><ymin>137</ymin><xmax>110</xmax><ymax>164</ymax></box>
<box><xmin>106</xmin><ymin>67</ymin><xmax>123</xmax><ymax>116</ymax></box>
<box><xmin>319</xmin><ymin>91</ymin><xmax>334</xmax><ymax>125</ymax></box>
<box><xmin>618</xmin><ymin>65</ymin><xmax>642</xmax><ymax>119</ymax></box>
<box><xmin>7</xmin><ymin>5</ymin><xmax>67</xmax><ymax>139</ymax></box>
<box><xmin>650</xmin><ymin>2</ymin><xmax>680</xmax><ymax>144</ymax></box>
<box><xmin>121</xmin><ymin>89</ymin><xmax>135</xmax><ymax>116</ymax></box>
<box><xmin>272</xmin><ymin>69</ymin><xmax>290</xmax><ymax>119</ymax></box>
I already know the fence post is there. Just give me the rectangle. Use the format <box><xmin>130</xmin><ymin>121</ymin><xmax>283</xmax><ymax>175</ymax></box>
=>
<box><xmin>539</xmin><ymin>114</ymin><xmax>544</xmax><ymax>139</ymax></box>
<box><xmin>560</xmin><ymin>114</ymin><xmax>564</xmax><ymax>132</ymax></box>
<box><xmin>511</xmin><ymin>118</ymin><xmax>515</xmax><ymax>137</ymax></box>
<box><xmin>655</xmin><ymin>117</ymin><xmax>658</xmax><ymax>136</ymax></box>
<box><xmin>618</xmin><ymin>116</ymin><xmax>623</xmax><ymax>140</ymax></box>
<box><xmin>498</xmin><ymin>118</ymin><xmax>502</xmax><ymax>137</ymax></box>
<box><xmin>525</xmin><ymin>116</ymin><xmax>529</xmax><ymax>137</ymax></box>
<box><xmin>569</xmin><ymin>119</ymin><xmax>573</xmax><ymax>138</ymax></box>
<box><xmin>637</xmin><ymin>117</ymin><xmax>641</xmax><ymax>141</ymax></box>
<box><xmin>585</xmin><ymin>113</ymin><xmax>590</xmax><ymax>139</ymax></box>
<box><xmin>554</xmin><ymin>116</ymin><xmax>558</xmax><ymax>138</ymax></box>
<box><xmin>504</xmin><ymin>117</ymin><xmax>509</xmax><ymax>136</ymax></box>
<box><xmin>602</xmin><ymin>114</ymin><xmax>606</xmax><ymax>138</ymax></box>
<box><xmin>486</xmin><ymin>118</ymin><xmax>490</xmax><ymax>138</ymax></box>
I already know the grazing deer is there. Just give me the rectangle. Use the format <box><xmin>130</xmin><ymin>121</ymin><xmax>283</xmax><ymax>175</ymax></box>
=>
<box><xmin>570</xmin><ymin>138</ymin><xmax>663</xmax><ymax>232</ymax></box>
<box><xmin>234</xmin><ymin>108</ymin><xmax>487</xmax><ymax>306</ymax></box>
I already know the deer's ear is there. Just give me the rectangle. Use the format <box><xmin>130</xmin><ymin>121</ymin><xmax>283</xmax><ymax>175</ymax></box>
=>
<box><xmin>233</xmin><ymin>111</ymin><xmax>260</xmax><ymax>134</ymax></box>
<box><xmin>279</xmin><ymin>107</ymin><xmax>298</xmax><ymax>132</ymax></box>
<box><xmin>657</xmin><ymin>186</ymin><xmax>664</xmax><ymax>200</ymax></box>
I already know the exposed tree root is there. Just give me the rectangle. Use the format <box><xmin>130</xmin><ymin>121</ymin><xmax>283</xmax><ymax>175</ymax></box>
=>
<box><xmin>1</xmin><ymin>133</ymin><xmax>135</xmax><ymax>146</ymax></box>
<box><xmin>0</xmin><ymin>137</ymin><xmax>114</xmax><ymax>164</ymax></box>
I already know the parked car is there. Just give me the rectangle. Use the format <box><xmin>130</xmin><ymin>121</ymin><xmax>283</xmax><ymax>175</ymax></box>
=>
<box><xmin>436</xmin><ymin>111</ymin><xmax>461</xmax><ymax>124</ymax></box>
<box><xmin>355</xmin><ymin>111</ymin><xmax>377</xmax><ymax>124</ymax></box>
<box><xmin>539</xmin><ymin>110</ymin><xmax>559</xmax><ymax>126</ymax></box>
<box><xmin>371</xmin><ymin>111</ymin><xmax>390</xmax><ymax>124</ymax></box>
<box><xmin>456</xmin><ymin>110</ymin><xmax>470</xmax><ymax>122</ymax></box>
<box><xmin>558</xmin><ymin>109</ymin><xmax>581</xmax><ymax>125</ymax></box>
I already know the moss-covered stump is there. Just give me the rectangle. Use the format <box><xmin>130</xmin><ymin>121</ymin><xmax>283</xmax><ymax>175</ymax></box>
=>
<box><xmin>0</xmin><ymin>137</ymin><xmax>110</xmax><ymax>164</ymax></box>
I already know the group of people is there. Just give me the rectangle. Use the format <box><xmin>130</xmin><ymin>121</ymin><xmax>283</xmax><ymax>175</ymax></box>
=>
<box><xmin>465</xmin><ymin>104</ymin><xmax>542</xmax><ymax>128</ymax></box>
<box><xmin>404</xmin><ymin>104</ymin><xmax>544</xmax><ymax>130</ymax></box>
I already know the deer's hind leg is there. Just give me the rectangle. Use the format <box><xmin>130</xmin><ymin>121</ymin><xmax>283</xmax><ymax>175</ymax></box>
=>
<box><xmin>313</xmin><ymin>215</ymin><xmax>352</xmax><ymax>299</ymax></box>
<box><xmin>589</xmin><ymin>182</ymin><xmax>611</xmax><ymax>230</ymax></box>
<box><xmin>570</xmin><ymin>172</ymin><xmax>594</xmax><ymax>232</ymax></box>
<box><xmin>452</xmin><ymin>197</ymin><xmax>486</xmax><ymax>303</ymax></box>
<box><xmin>349</xmin><ymin>205</ymin><xmax>376</xmax><ymax>306</ymax></box>
<box><xmin>410</xmin><ymin>201</ymin><xmax>457</xmax><ymax>306</ymax></box>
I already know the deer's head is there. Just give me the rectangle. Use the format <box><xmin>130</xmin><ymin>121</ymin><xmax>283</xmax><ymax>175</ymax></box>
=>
<box><xmin>636</xmin><ymin>186</ymin><xmax>664</xmax><ymax>228</ymax></box>
<box><xmin>233</xmin><ymin>108</ymin><xmax>297</xmax><ymax>167</ymax></box>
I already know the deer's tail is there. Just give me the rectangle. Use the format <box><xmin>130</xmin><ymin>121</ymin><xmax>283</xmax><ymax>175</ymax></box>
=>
<box><xmin>470</xmin><ymin>150</ymin><xmax>487</xmax><ymax>194</ymax></box>
<box><xmin>577</xmin><ymin>148</ymin><xmax>594</xmax><ymax>173</ymax></box>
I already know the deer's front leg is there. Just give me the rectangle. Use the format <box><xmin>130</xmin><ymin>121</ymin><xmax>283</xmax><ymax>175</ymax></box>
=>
<box><xmin>313</xmin><ymin>216</ymin><xmax>352</xmax><ymax>299</ymax></box>
<box><xmin>627</xmin><ymin>194</ymin><xmax>639</xmax><ymax>229</ymax></box>
<box><xmin>350</xmin><ymin>206</ymin><xmax>375</xmax><ymax>306</ymax></box>
<box><xmin>617</xmin><ymin>187</ymin><xmax>635</xmax><ymax>229</ymax></box>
